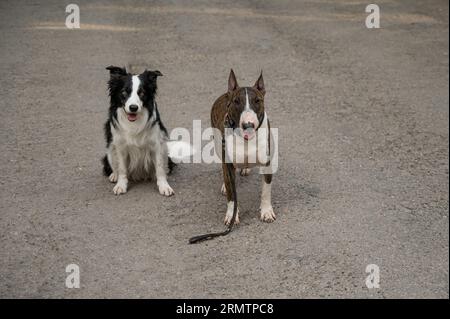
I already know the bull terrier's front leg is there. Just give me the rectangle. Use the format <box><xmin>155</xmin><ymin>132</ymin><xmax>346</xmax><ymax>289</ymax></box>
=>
<box><xmin>222</xmin><ymin>163</ymin><xmax>240</xmax><ymax>225</ymax></box>
<box><xmin>221</xmin><ymin>168</ymin><xmax>238</xmax><ymax>195</ymax></box>
<box><xmin>260</xmin><ymin>173</ymin><xmax>276</xmax><ymax>222</ymax></box>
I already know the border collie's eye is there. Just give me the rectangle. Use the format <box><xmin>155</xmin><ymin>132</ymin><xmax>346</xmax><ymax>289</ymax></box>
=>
<box><xmin>234</xmin><ymin>98</ymin><xmax>240</xmax><ymax>104</ymax></box>
<box><xmin>255</xmin><ymin>98</ymin><xmax>261</xmax><ymax>104</ymax></box>
<box><xmin>122</xmin><ymin>90</ymin><xmax>127</xmax><ymax>97</ymax></box>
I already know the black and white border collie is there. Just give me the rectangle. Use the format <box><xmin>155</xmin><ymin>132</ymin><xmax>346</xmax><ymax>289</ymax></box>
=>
<box><xmin>102</xmin><ymin>66</ymin><xmax>175</xmax><ymax>196</ymax></box>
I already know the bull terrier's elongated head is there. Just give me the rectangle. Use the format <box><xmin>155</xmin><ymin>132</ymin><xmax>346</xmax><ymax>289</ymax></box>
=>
<box><xmin>226</xmin><ymin>69</ymin><xmax>266</xmax><ymax>140</ymax></box>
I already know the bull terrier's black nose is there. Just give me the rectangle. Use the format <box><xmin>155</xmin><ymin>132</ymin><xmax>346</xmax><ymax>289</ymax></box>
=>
<box><xmin>242</xmin><ymin>122</ymin><xmax>255</xmax><ymax>130</ymax></box>
<box><xmin>129</xmin><ymin>105</ymin><xmax>138</xmax><ymax>113</ymax></box>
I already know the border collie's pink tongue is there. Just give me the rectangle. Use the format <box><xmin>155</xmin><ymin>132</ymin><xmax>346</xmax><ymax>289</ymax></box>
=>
<box><xmin>127</xmin><ymin>113</ymin><xmax>137</xmax><ymax>122</ymax></box>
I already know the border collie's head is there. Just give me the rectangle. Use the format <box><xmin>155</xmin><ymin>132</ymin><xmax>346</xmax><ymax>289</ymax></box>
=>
<box><xmin>106</xmin><ymin>66</ymin><xmax>162</xmax><ymax>122</ymax></box>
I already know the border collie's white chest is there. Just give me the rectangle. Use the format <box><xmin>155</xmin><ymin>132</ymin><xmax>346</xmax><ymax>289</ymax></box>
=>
<box><xmin>110</xmin><ymin>109</ymin><xmax>163</xmax><ymax>179</ymax></box>
<box><xmin>113</xmin><ymin>108</ymin><xmax>157</xmax><ymax>147</ymax></box>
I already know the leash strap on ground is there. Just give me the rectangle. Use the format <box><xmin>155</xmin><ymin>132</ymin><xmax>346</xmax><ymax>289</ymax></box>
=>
<box><xmin>188</xmin><ymin>162</ymin><xmax>237</xmax><ymax>244</ymax></box>
<box><xmin>188</xmin><ymin>116</ymin><xmax>238</xmax><ymax>244</ymax></box>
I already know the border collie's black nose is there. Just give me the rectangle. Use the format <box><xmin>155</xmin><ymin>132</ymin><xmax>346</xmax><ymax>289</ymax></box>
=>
<box><xmin>129</xmin><ymin>105</ymin><xmax>138</xmax><ymax>113</ymax></box>
<box><xmin>242</xmin><ymin>122</ymin><xmax>255</xmax><ymax>130</ymax></box>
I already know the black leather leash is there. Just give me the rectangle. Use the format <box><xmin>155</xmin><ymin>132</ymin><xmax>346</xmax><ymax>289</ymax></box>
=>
<box><xmin>188</xmin><ymin>115</ymin><xmax>238</xmax><ymax>244</ymax></box>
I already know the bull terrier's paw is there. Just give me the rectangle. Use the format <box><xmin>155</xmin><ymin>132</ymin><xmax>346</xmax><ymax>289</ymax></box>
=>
<box><xmin>260</xmin><ymin>206</ymin><xmax>276</xmax><ymax>223</ymax></box>
<box><xmin>109</xmin><ymin>173</ymin><xmax>118</xmax><ymax>183</ymax></box>
<box><xmin>224</xmin><ymin>205</ymin><xmax>240</xmax><ymax>226</ymax></box>
<box><xmin>221</xmin><ymin>183</ymin><xmax>227</xmax><ymax>196</ymax></box>
<box><xmin>158</xmin><ymin>182</ymin><xmax>174</xmax><ymax>197</ymax></box>
<box><xmin>240</xmin><ymin>168</ymin><xmax>251</xmax><ymax>176</ymax></box>
<box><xmin>113</xmin><ymin>182</ymin><xmax>127</xmax><ymax>195</ymax></box>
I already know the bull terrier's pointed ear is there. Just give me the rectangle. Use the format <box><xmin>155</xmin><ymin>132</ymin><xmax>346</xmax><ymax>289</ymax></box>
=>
<box><xmin>253</xmin><ymin>71</ymin><xmax>265</xmax><ymax>96</ymax></box>
<box><xmin>106</xmin><ymin>66</ymin><xmax>127</xmax><ymax>77</ymax></box>
<box><xmin>228</xmin><ymin>69</ymin><xmax>238</xmax><ymax>93</ymax></box>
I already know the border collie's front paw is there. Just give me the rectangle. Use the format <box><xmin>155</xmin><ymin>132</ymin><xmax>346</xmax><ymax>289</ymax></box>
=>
<box><xmin>240</xmin><ymin>168</ymin><xmax>251</xmax><ymax>176</ymax></box>
<box><xmin>113</xmin><ymin>182</ymin><xmax>127</xmax><ymax>195</ymax></box>
<box><xmin>260</xmin><ymin>206</ymin><xmax>276</xmax><ymax>223</ymax></box>
<box><xmin>158</xmin><ymin>183</ymin><xmax>174</xmax><ymax>196</ymax></box>
<box><xmin>109</xmin><ymin>173</ymin><xmax>118</xmax><ymax>183</ymax></box>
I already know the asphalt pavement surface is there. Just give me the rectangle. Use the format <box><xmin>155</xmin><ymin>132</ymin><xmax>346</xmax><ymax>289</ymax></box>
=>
<box><xmin>0</xmin><ymin>0</ymin><xmax>448</xmax><ymax>298</ymax></box>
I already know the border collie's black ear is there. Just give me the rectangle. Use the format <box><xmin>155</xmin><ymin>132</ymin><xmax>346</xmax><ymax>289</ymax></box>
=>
<box><xmin>144</xmin><ymin>70</ymin><xmax>163</xmax><ymax>78</ymax></box>
<box><xmin>106</xmin><ymin>66</ymin><xmax>127</xmax><ymax>76</ymax></box>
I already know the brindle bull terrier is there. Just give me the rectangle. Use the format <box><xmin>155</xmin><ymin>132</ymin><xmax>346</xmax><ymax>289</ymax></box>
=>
<box><xmin>211</xmin><ymin>69</ymin><xmax>276</xmax><ymax>226</ymax></box>
<box><xmin>188</xmin><ymin>70</ymin><xmax>276</xmax><ymax>244</ymax></box>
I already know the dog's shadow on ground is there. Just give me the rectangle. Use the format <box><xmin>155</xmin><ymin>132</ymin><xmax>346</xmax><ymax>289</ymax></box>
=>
<box><xmin>177</xmin><ymin>165</ymin><xmax>321</xmax><ymax>225</ymax></box>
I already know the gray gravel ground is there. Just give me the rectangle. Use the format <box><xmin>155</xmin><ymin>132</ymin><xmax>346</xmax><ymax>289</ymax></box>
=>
<box><xmin>0</xmin><ymin>0</ymin><xmax>448</xmax><ymax>298</ymax></box>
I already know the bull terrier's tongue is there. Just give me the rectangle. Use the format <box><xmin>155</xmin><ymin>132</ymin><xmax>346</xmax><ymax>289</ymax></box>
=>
<box><xmin>243</xmin><ymin>128</ymin><xmax>255</xmax><ymax>140</ymax></box>
<box><xmin>127</xmin><ymin>113</ymin><xmax>137</xmax><ymax>122</ymax></box>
